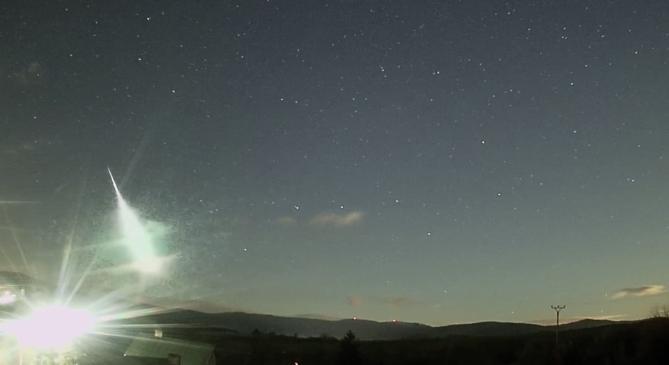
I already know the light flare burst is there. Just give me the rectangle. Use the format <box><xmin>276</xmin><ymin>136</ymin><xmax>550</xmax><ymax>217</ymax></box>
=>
<box><xmin>1</xmin><ymin>304</ymin><xmax>97</xmax><ymax>352</ymax></box>
<box><xmin>0</xmin><ymin>169</ymin><xmax>182</xmax><ymax>363</ymax></box>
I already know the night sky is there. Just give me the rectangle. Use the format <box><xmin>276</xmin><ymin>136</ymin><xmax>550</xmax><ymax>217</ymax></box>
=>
<box><xmin>2</xmin><ymin>0</ymin><xmax>669</xmax><ymax>325</ymax></box>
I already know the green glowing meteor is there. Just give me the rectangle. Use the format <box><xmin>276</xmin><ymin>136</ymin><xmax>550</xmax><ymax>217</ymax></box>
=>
<box><xmin>107</xmin><ymin>168</ymin><xmax>162</xmax><ymax>274</ymax></box>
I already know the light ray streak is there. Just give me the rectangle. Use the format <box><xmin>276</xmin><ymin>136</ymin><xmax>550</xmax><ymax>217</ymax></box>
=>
<box><xmin>64</xmin><ymin>251</ymin><xmax>100</xmax><ymax>306</ymax></box>
<box><xmin>2</xmin><ymin>206</ymin><xmax>31</xmax><ymax>275</ymax></box>
<box><xmin>57</xmin><ymin>173</ymin><xmax>88</xmax><ymax>301</ymax></box>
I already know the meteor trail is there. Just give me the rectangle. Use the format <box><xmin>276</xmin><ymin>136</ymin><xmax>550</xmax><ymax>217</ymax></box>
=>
<box><xmin>108</xmin><ymin>168</ymin><xmax>163</xmax><ymax>274</ymax></box>
<box><xmin>107</xmin><ymin>168</ymin><xmax>121</xmax><ymax>197</ymax></box>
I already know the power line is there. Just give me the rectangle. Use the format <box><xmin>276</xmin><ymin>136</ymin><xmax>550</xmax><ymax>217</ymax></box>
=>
<box><xmin>550</xmin><ymin>305</ymin><xmax>566</xmax><ymax>347</ymax></box>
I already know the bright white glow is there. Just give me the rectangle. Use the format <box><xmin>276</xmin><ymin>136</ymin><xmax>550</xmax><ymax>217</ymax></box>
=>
<box><xmin>0</xmin><ymin>290</ymin><xmax>17</xmax><ymax>305</ymax></box>
<box><xmin>117</xmin><ymin>198</ymin><xmax>163</xmax><ymax>274</ymax></box>
<box><xmin>108</xmin><ymin>168</ymin><xmax>163</xmax><ymax>274</ymax></box>
<box><xmin>3</xmin><ymin>304</ymin><xmax>97</xmax><ymax>351</ymax></box>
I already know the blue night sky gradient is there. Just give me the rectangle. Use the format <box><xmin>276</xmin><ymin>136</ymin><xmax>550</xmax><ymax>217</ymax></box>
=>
<box><xmin>1</xmin><ymin>0</ymin><xmax>669</xmax><ymax>325</ymax></box>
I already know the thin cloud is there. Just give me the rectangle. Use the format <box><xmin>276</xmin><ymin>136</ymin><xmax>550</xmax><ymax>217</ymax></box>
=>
<box><xmin>346</xmin><ymin>295</ymin><xmax>363</xmax><ymax>308</ymax></box>
<box><xmin>531</xmin><ymin>314</ymin><xmax>626</xmax><ymax>326</ymax></box>
<box><xmin>580</xmin><ymin>314</ymin><xmax>627</xmax><ymax>321</ymax></box>
<box><xmin>346</xmin><ymin>295</ymin><xmax>424</xmax><ymax>309</ymax></box>
<box><xmin>140</xmin><ymin>296</ymin><xmax>239</xmax><ymax>313</ymax></box>
<box><xmin>8</xmin><ymin>61</ymin><xmax>45</xmax><ymax>87</ymax></box>
<box><xmin>381</xmin><ymin>296</ymin><xmax>423</xmax><ymax>309</ymax></box>
<box><xmin>275</xmin><ymin>216</ymin><xmax>298</xmax><ymax>226</ymax></box>
<box><xmin>0</xmin><ymin>201</ymin><xmax>39</xmax><ymax>205</ymax></box>
<box><xmin>612</xmin><ymin>285</ymin><xmax>666</xmax><ymax>299</ymax></box>
<box><xmin>295</xmin><ymin>313</ymin><xmax>341</xmax><ymax>321</ymax></box>
<box><xmin>310</xmin><ymin>211</ymin><xmax>364</xmax><ymax>227</ymax></box>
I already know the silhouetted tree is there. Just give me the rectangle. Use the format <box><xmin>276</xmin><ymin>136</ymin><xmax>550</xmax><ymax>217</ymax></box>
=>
<box><xmin>650</xmin><ymin>305</ymin><xmax>669</xmax><ymax>318</ymax></box>
<box><xmin>337</xmin><ymin>330</ymin><xmax>361</xmax><ymax>365</ymax></box>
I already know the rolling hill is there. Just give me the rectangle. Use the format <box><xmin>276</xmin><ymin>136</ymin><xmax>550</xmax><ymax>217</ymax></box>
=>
<box><xmin>127</xmin><ymin>309</ymin><xmax>615</xmax><ymax>340</ymax></box>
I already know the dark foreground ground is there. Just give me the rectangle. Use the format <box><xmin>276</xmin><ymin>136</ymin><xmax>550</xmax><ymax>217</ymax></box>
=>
<box><xmin>88</xmin><ymin>317</ymin><xmax>669</xmax><ymax>365</ymax></box>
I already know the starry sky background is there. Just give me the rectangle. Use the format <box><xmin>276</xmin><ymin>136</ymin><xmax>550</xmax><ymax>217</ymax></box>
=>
<box><xmin>1</xmin><ymin>0</ymin><xmax>669</xmax><ymax>325</ymax></box>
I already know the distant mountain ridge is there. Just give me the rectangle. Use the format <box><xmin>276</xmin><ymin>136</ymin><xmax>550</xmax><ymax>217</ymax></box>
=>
<box><xmin>129</xmin><ymin>308</ymin><xmax>617</xmax><ymax>340</ymax></box>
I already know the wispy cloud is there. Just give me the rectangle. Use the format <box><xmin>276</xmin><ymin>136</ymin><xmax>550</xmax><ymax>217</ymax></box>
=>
<box><xmin>346</xmin><ymin>295</ymin><xmax>363</xmax><ymax>307</ymax></box>
<box><xmin>346</xmin><ymin>295</ymin><xmax>424</xmax><ymax>309</ymax></box>
<box><xmin>580</xmin><ymin>314</ymin><xmax>627</xmax><ymax>321</ymax></box>
<box><xmin>7</xmin><ymin>61</ymin><xmax>45</xmax><ymax>87</ymax></box>
<box><xmin>295</xmin><ymin>313</ymin><xmax>341</xmax><ymax>321</ymax></box>
<box><xmin>612</xmin><ymin>285</ymin><xmax>666</xmax><ymax>299</ymax></box>
<box><xmin>140</xmin><ymin>296</ymin><xmax>239</xmax><ymax>313</ymax></box>
<box><xmin>274</xmin><ymin>211</ymin><xmax>364</xmax><ymax>228</ymax></box>
<box><xmin>275</xmin><ymin>216</ymin><xmax>298</xmax><ymax>226</ymax></box>
<box><xmin>381</xmin><ymin>296</ymin><xmax>423</xmax><ymax>309</ymax></box>
<box><xmin>0</xmin><ymin>201</ymin><xmax>39</xmax><ymax>205</ymax></box>
<box><xmin>531</xmin><ymin>314</ymin><xmax>627</xmax><ymax>326</ymax></box>
<box><xmin>2</xmin><ymin>137</ymin><xmax>58</xmax><ymax>157</ymax></box>
<box><xmin>310</xmin><ymin>211</ymin><xmax>364</xmax><ymax>227</ymax></box>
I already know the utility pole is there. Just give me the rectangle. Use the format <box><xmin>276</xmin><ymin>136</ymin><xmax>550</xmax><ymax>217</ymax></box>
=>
<box><xmin>550</xmin><ymin>305</ymin><xmax>566</xmax><ymax>347</ymax></box>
